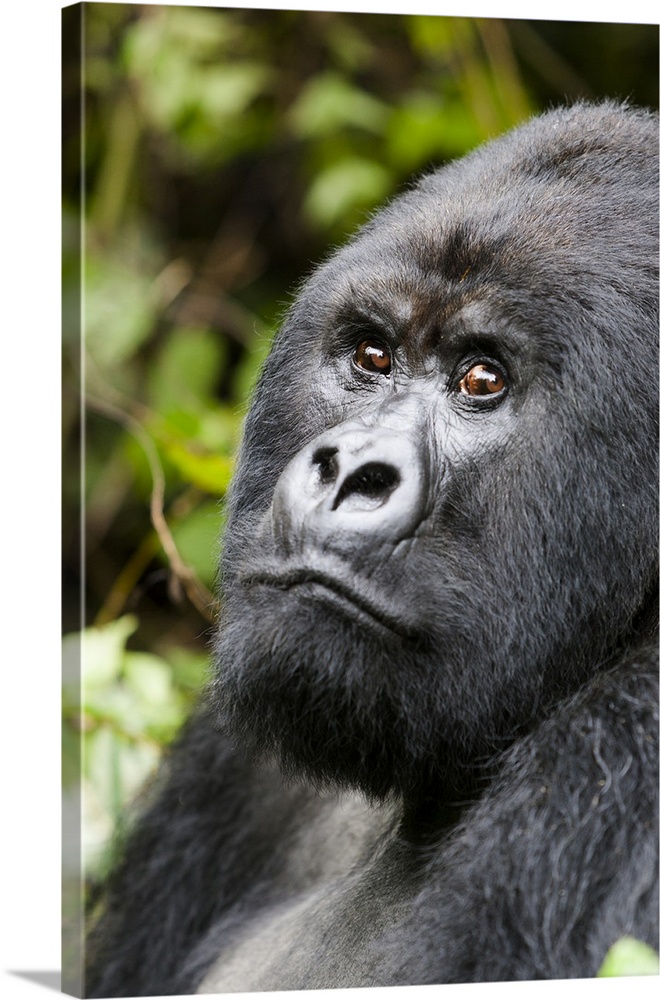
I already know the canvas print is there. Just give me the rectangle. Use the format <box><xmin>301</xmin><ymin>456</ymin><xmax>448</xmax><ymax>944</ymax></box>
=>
<box><xmin>62</xmin><ymin>4</ymin><xmax>660</xmax><ymax>996</ymax></box>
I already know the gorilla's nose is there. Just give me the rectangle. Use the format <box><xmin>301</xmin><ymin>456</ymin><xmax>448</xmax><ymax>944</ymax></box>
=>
<box><xmin>312</xmin><ymin>439</ymin><xmax>402</xmax><ymax>513</ymax></box>
<box><xmin>272</xmin><ymin>422</ymin><xmax>427</xmax><ymax>556</ymax></box>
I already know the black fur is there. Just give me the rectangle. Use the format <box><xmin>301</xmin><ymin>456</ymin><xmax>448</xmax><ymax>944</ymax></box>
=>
<box><xmin>87</xmin><ymin>103</ymin><xmax>659</xmax><ymax>997</ymax></box>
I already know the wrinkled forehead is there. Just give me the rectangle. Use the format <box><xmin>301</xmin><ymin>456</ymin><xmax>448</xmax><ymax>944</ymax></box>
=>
<box><xmin>304</xmin><ymin>144</ymin><xmax>654</xmax><ymax>347</ymax></box>
<box><xmin>305</xmin><ymin>204</ymin><xmax>576</xmax><ymax>340</ymax></box>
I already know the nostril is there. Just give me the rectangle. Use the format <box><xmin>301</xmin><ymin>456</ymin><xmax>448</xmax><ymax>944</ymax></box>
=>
<box><xmin>332</xmin><ymin>462</ymin><xmax>401</xmax><ymax>512</ymax></box>
<box><xmin>313</xmin><ymin>446</ymin><xmax>339</xmax><ymax>485</ymax></box>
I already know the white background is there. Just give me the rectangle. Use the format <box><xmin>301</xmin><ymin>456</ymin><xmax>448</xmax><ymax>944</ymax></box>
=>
<box><xmin>1</xmin><ymin>1</ymin><xmax>657</xmax><ymax>999</ymax></box>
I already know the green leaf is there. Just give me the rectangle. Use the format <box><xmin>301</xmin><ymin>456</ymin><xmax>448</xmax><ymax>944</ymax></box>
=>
<box><xmin>386</xmin><ymin>93</ymin><xmax>482</xmax><ymax>172</ymax></box>
<box><xmin>125</xmin><ymin>6</ymin><xmax>238</xmax><ymax>79</ymax></box>
<box><xmin>147</xmin><ymin>326</ymin><xmax>226</xmax><ymax>416</ymax></box>
<box><xmin>289</xmin><ymin>72</ymin><xmax>389</xmax><ymax>138</ymax></box>
<box><xmin>161</xmin><ymin>439</ymin><xmax>234</xmax><ymax>496</ymax></box>
<box><xmin>169</xmin><ymin>500</ymin><xmax>223</xmax><ymax>586</ymax></box>
<box><xmin>84</xmin><ymin>254</ymin><xmax>158</xmax><ymax>368</ymax></box>
<box><xmin>598</xmin><ymin>936</ymin><xmax>660</xmax><ymax>977</ymax></box>
<box><xmin>197</xmin><ymin>407</ymin><xmax>242</xmax><ymax>454</ymax></box>
<box><xmin>231</xmin><ymin>328</ymin><xmax>274</xmax><ymax>405</ymax></box>
<box><xmin>84</xmin><ymin>727</ymin><xmax>160</xmax><ymax>863</ymax></box>
<box><xmin>167</xmin><ymin>647</ymin><xmax>210</xmax><ymax>694</ymax></box>
<box><xmin>84</xmin><ymin>684</ymin><xmax>144</xmax><ymax>735</ymax></box>
<box><xmin>303</xmin><ymin>157</ymin><xmax>392</xmax><ymax>229</ymax></box>
<box><xmin>123</xmin><ymin>652</ymin><xmax>175</xmax><ymax>706</ymax></box>
<box><xmin>124</xmin><ymin>9</ymin><xmax>270</xmax><ymax>164</ymax></box>
<box><xmin>200</xmin><ymin>63</ymin><xmax>271</xmax><ymax>120</ymax></box>
<box><xmin>78</xmin><ymin>615</ymin><xmax>138</xmax><ymax>689</ymax></box>
<box><xmin>123</xmin><ymin>652</ymin><xmax>187</xmax><ymax>741</ymax></box>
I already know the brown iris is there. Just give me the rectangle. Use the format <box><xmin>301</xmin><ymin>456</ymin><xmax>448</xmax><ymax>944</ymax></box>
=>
<box><xmin>459</xmin><ymin>363</ymin><xmax>506</xmax><ymax>397</ymax></box>
<box><xmin>353</xmin><ymin>340</ymin><xmax>392</xmax><ymax>375</ymax></box>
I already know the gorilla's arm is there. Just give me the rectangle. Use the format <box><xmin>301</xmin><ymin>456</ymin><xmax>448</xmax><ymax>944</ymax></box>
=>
<box><xmin>383</xmin><ymin>642</ymin><xmax>659</xmax><ymax>984</ymax></box>
<box><xmin>85</xmin><ymin>714</ymin><xmax>311</xmax><ymax>998</ymax></box>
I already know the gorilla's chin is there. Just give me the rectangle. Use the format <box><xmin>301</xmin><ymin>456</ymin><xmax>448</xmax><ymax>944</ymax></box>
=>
<box><xmin>212</xmin><ymin>583</ymin><xmax>449</xmax><ymax>800</ymax></box>
<box><xmin>212</xmin><ymin>576</ymin><xmax>514</xmax><ymax>802</ymax></box>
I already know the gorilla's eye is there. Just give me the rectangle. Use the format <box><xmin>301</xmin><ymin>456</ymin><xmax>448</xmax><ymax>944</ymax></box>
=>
<box><xmin>458</xmin><ymin>363</ymin><xmax>506</xmax><ymax>397</ymax></box>
<box><xmin>353</xmin><ymin>339</ymin><xmax>392</xmax><ymax>376</ymax></box>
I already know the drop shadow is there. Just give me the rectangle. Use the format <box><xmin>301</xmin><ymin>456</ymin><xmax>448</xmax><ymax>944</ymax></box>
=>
<box><xmin>9</xmin><ymin>971</ymin><xmax>62</xmax><ymax>992</ymax></box>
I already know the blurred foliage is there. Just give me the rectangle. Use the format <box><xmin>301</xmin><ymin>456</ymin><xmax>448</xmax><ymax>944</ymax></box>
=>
<box><xmin>61</xmin><ymin>4</ymin><xmax>658</xmax><ymax>882</ymax></box>
<box><xmin>63</xmin><ymin>615</ymin><xmax>207</xmax><ymax>878</ymax></box>
<box><xmin>598</xmin><ymin>936</ymin><xmax>660</xmax><ymax>977</ymax></box>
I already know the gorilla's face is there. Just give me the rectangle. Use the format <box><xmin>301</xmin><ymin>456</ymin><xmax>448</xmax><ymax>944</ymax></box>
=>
<box><xmin>213</xmin><ymin>105</ymin><xmax>659</xmax><ymax>801</ymax></box>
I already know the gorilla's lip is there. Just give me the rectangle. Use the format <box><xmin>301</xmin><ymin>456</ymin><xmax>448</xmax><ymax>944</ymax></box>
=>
<box><xmin>241</xmin><ymin>566</ymin><xmax>414</xmax><ymax>637</ymax></box>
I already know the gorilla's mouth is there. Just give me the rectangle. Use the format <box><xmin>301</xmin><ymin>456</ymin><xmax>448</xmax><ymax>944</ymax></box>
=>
<box><xmin>241</xmin><ymin>567</ymin><xmax>414</xmax><ymax>637</ymax></box>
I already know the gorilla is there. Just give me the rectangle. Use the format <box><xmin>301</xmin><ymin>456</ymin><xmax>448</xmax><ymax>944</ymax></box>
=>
<box><xmin>87</xmin><ymin>102</ymin><xmax>659</xmax><ymax>996</ymax></box>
